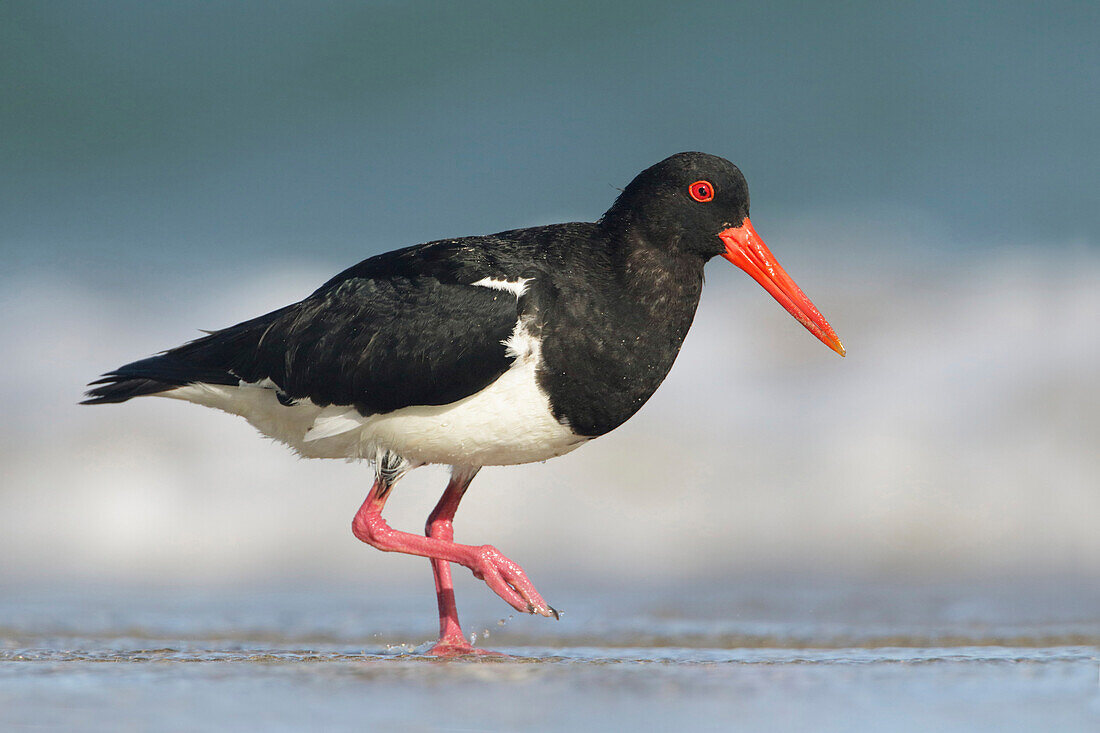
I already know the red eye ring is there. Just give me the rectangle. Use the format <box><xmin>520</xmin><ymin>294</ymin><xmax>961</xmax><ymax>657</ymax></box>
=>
<box><xmin>688</xmin><ymin>180</ymin><xmax>715</xmax><ymax>203</ymax></box>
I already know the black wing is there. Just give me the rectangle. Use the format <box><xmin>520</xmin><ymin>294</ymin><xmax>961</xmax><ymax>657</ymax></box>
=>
<box><xmin>248</xmin><ymin>275</ymin><xmax>519</xmax><ymax>414</ymax></box>
<box><xmin>84</xmin><ymin>270</ymin><xmax>522</xmax><ymax>415</ymax></box>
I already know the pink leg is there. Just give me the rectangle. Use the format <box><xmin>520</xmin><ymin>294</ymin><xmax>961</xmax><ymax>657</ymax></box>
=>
<box><xmin>424</xmin><ymin>468</ymin><xmax>481</xmax><ymax>655</ymax></box>
<box><xmin>351</xmin><ymin>468</ymin><xmax>556</xmax><ymax>654</ymax></box>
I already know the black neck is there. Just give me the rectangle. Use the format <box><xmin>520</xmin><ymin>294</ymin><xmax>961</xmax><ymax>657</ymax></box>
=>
<box><xmin>536</xmin><ymin>226</ymin><xmax>707</xmax><ymax>437</ymax></box>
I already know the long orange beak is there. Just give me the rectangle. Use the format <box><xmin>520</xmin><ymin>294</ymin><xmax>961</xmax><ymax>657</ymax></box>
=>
<box><xmin>719</xmin><ymin>217</ymin><xmax>845</xmax><ymax>356</ymax></box>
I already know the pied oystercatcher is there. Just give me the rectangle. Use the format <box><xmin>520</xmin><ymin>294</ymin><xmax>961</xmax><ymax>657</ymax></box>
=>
<box><xmin>84</xmin><ymin>152</ymin><xmax>844</xmax><ymax>656</ymax></box>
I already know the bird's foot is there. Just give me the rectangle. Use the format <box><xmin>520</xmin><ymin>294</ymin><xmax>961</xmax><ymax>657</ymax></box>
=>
<box><xmin>426</xmin><ymin>628</ymin><xmax>507</xmax><ymax>658</ymax></box>
<box><xmin>467</xmin><ymin>545</ymin><xmax>558</xmax><ymax>619</ymax></box>
<box><xmin>427</xmin><ymin>641</ymin><xmax>506</xmax><ymax>658</ymax></box>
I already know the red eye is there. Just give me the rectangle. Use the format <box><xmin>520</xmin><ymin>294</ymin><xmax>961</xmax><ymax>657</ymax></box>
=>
<box><xmin>688</xmin><ymin>180</ymin><xmax>714</xmax><ymax>202</ymax></box>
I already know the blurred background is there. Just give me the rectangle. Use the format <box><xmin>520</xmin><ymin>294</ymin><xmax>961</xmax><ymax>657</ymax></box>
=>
<box><xmin>2</xmin><ymin>1</ymin><xmax>1097</xmax><ymax>607</ymax></box>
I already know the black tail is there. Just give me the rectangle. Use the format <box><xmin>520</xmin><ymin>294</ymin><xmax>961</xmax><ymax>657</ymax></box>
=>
<box><xmin>81</xmin><ymin>307</ymin><xmax>291</xmax><ymax>405</ymax></box>
<box><xmin>81</xmin><ymin>353</ymin><xmax>241</xmax><ymax>404</ymax></box>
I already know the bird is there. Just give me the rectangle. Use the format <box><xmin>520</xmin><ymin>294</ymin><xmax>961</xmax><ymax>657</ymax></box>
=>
<box><xmin>83</xmin><ymin>152</ymin><xmax>844</xmax><ymax>656</ymax></box>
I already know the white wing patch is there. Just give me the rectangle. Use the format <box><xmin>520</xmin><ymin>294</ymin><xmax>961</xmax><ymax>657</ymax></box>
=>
<box><xmin>472</xmin><ymin>276</ymin><xmax>531</xmax><ymax>297</ymax></box>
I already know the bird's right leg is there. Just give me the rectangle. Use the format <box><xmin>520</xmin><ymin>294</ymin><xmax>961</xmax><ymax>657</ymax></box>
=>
<box><xmin>423</xmin><ymin>466</ymin><xmax>480</xmax><ymax>654</ymax></box>
<box><xmin>350</xmin><ymin>469</ymin><xmax>556</xmax><ymax>625</ymax></box>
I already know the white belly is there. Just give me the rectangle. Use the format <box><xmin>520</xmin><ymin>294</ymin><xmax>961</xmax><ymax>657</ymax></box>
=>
<box><xmin>164</xmin><ymin>318</ymin><xmax>588</xmax><ymax>467</ymax></box>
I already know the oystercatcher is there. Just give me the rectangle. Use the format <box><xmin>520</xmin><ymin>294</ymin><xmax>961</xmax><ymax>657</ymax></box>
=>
<box><xmin>84</xmin><ymin>152</ymin><xmax>844</xmax><ymax>656</ymax></box>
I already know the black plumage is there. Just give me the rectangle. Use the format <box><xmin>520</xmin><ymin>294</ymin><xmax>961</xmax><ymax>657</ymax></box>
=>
<box><xmin>85</xmin><ymin>152</ymin><xmax>753</xmax><ymax>438</ymax></box>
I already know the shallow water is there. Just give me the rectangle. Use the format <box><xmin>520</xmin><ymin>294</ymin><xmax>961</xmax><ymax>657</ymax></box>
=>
<box><xmin>3</xmin><ymin>579</ymin><xmax>1098</xmax><ymax>732</ymax></box>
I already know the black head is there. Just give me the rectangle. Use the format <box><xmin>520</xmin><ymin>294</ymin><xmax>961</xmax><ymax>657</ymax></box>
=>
<box><xmin>601</xmin><ymin>152</ymin><xmax>751</xmax><ymax>260</ymax></box>
<box><xmin>601</xmin><ymin>152</ymin><xmax>846</xmax><ymax>357</ymax></box>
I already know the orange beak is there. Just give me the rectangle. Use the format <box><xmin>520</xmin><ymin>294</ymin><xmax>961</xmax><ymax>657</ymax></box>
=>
<box><xmin>719</xmin><ymin>218</ymin><xmax>845</xmax><ymax>356</ymax></box>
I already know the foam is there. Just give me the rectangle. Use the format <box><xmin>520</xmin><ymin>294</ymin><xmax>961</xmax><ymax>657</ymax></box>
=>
<box><xmin>1</xmin><ymin>234</ymin><xmax>1097</xmax><ymax>582</ymax></box>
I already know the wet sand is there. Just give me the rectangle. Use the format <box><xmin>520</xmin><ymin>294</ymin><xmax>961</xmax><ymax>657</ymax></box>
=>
<box><xmin>2</xmin><ymin>577</ymin><xmax>1098</xmax><ymax>731</ymax></box>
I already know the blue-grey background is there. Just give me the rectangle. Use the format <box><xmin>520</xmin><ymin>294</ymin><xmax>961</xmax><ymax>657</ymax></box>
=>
<box><xmin>3</xmin><ymin>0</ymin><xmax>1098</xmax><ymax>583</ymax></box>
<box><xmin>4</xmin><ymin>0</ymin><xmax>1099</xmax><ymax>580</ymax></box>
<box><xmin>3</xmin><ymin>2</ymin><xmax>1099</xmax><ymax>730</ymax></box>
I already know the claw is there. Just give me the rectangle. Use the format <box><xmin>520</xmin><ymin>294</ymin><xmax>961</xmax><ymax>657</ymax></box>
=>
<box><xmin>526</xmin><ymin>602</ymin><xmax>536</xmax><ymax>614</ymax></box>
<box><xmin>548</xmin><ymin>606</ymin><xmax>560</xmax><ymax>621</ymax></box>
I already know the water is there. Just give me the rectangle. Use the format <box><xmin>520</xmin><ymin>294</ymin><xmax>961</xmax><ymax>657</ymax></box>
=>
<box><xmin>4</xmin><ymin>4</ymin><xmax>1098</xmax><ymax>728</ymax></box>
<box><xmin>3</xmin><ymin>579</ymin><xmax>1098</xmax><ymax>731</ymax></box>
<box><xmin>3</xmin><ymin>190</ymin><xmax>1098</xmax><ymax>733</ymax></box>
<box><xmin>2</xmin><ymin>241</ymin><xmax>1098</xmax><ymax>730</ymax></box>
<box><xmin>5</xmin><ymin>1</ymin><xmax>1100</xmax><ymax>266</ymax></box>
